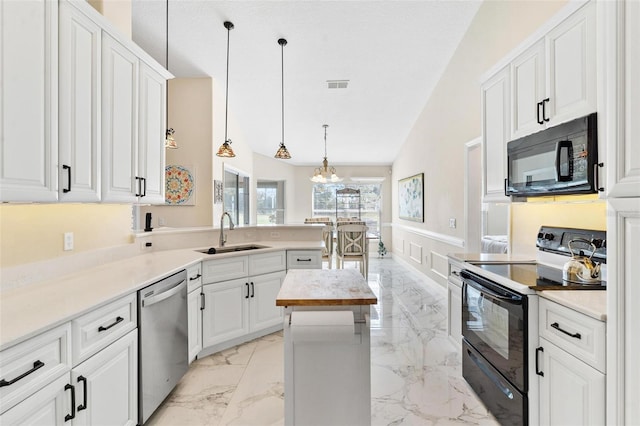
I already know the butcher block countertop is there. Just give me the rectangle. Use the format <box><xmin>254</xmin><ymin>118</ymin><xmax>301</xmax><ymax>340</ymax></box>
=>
<box><xmin>276</xmin><ymin>269</ymin><xmax>377</xmax><ymax>306</ymax></box>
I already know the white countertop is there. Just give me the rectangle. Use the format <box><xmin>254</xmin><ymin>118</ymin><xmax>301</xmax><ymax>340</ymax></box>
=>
<box><xmin>538</xmin><ymin>290</ymin><xmax>606</xmax><ymax>321</ymax></box>
<box><xmin>0</xmin><ymin>241</ymin><xmax>323</xmax><ymax>350</ymax></box>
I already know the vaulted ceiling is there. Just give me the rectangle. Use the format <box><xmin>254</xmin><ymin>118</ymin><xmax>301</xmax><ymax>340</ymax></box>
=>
<box><xmin>132</xmin><ymin>1</ymin><xmax>482</xmax><ymax>166</ymax></box>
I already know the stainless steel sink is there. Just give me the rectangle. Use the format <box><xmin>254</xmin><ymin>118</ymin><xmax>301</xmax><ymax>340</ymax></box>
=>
<box><xmin>196</xmin><ymin>244</ymin><xmax>269</xmax><ymax>255</ymax></box>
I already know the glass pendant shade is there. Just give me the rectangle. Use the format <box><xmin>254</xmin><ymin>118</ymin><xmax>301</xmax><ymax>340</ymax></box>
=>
<box><xmin>274</xmin><ymin>142</ymin><xmax>291</xmax><ymax>159</ymax></box>
<box><xmin>165</xmin><ymin>128</ymin><xmax>178</xmax><ymax>149</ymax></box>
<box><xmin>216</xmin><ymin>140</ymin><xmax>235</xmax><ymax>158</ymax></box>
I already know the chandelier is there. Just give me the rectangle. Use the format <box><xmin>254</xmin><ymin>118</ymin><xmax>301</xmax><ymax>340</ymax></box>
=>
<box><xmin>310</xmin><ymin>124</ymin><xmax>342</xmax><ymax>183</ymax></box>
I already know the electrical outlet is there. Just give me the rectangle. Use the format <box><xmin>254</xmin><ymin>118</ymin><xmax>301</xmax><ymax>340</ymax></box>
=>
<box><xmin>64</xmin><ymin>232</ymin><xmax>74</xmax><ymax>251</ymax></box>
<box><xmin>270</xmin><ymin>231</ymin><xmax>280</xmax><ymax>238</ymax></box>
<box><xmin>158</xmin><ymin>217</ymin><xmax>166</xmax><ymax>226</ymax></box>
<box><xmin>449</xmin><ymin>218</ymin><xmax>456</xmax><ymax>229</ymax></box>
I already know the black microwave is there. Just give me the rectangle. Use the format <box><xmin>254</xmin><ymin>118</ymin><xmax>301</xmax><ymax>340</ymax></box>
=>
<box><xmin>506</xmin><ymin>113</ymin><xmax>598</xmax><ymax>197</ymax></box>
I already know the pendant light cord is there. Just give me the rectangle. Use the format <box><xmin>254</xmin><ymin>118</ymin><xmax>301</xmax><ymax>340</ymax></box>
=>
<box><xmin>281</xmin><ymin>41</ymin><xmax>285</xmax><ymax>145</ymax></box>
<box><xmin>165</xmin><ymin>0</ymin><xmax>169</xmax><ymax>129</ymax></box>
<box><xmin>224</xmin><ymin>22</ymin><xmax>233</xmax><ymax>144</ymax></box>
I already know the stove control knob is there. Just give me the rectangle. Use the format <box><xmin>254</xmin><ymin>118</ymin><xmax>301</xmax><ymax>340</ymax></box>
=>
<box><xmin>544</xmin><ymin>233</ymin><xmax>555</xmax><ymax>241</ymax></box>
<box><xmin>537</xmin><ymin>232</ymin><xmax>544</xmax><ymax>239</ymax></box>
<box><xmin>591</xmin><ymin>238</ymin><xmax>605</xmax><ymax>248</ymax></box>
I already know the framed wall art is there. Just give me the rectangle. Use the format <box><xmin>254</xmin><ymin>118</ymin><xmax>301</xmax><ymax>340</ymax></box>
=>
<box><xmin>398</xmin><ymin>173</ymin><xmax>424</xmax><ymax>222</ymax></box>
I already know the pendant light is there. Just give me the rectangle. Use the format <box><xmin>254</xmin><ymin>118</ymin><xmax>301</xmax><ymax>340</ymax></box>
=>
<box><xmin>164</xmin><ymin>0</ymin><xmax>178</xmax><ymax>149</ymax></box>
<box><xmin>310</xmin><ymin>124</ymin><xmax>342</xmax><ymax>183</ymax></box>
<box><xmin>217</xmin><ymin>21</ymin><xmax>236</xmax><ymax>158</ymax></box>
<box><xmin>274</xmin><ymin>38</ymin><xmax>291</xmax><ymax>159</ymax></box>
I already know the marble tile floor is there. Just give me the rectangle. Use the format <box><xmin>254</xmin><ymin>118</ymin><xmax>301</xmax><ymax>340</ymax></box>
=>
<box><xmin>147</xmin><ymin>257</ymin><xmax>498</xmax><ymax>426</ymax></box>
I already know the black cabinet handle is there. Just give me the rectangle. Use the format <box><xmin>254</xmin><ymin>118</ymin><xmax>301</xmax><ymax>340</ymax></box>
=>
<box><xmin>63</xmin><ymin>165</ymin><xmax>72</xmax><ymax>193</ymax></box>
<box><xmin>250</xmin><ymin>282</ymin><xmax>255</xmax><ymax>298</ymax></box>
<box><xmin>189</xmin><ymin>274</ymin><xmax>202</xmax><ymax>281</ymax></box>
<box><xmin>245</xmin><ymin>283</ymin><xmax>250</xmax><ymax>299</ymax></box>
<box><xmin>504</xmin><ymin>178</ymin><xmax>509</xmax><ymax>196</ymax></box>
<box><xmin>537</xmin><ymin>101</ymin><xmax>544</xmax><ymax>124</ymax></box>
<box><xmin>0</xmin><ymin>360</ymin><xmax>45</xmax><ymax>387</ymax></box>
<box><xmin>77</xmin><ymin>375</ymin><xmax>87</xmax><ymax>411</ymax></box>
<box><xmin>142</xmin><ymin>177</ymin><xmax>147</xmax><ymax>197</ymax></box>
<box><xmin>551</xmin><ymin>322</ymin><xmax>581</xmax><ymax>339</ymax></box>
<box><xmin>296</xmin><ymin>258</ymin><xmax>312</xmax><ymax>262</ymax></box>
<box><xmin>200</xmin><ymin>292</ymin><xmax>205</xmax><ymax>310</ymax></box>
<box><xmin>535</xmin><ymin>347</ymin><xmax>544</xmax><ymax>376</ymax></box>
<box><xmin>542</xmin><ymin>98</ymin><xmax>550</xmax><ymax>122</ymax></box>
<box><xmin>65</xmin><ymin>384</ymin><xmax>76</xmax><ymax>421</ymax></box>
<box><xmin>594</xmin><ymin>162</ymin><xmax>604</xmax><ymax>192</ymax></box>
<box><xmin>135</xmin><ymin>177</ymin><xmax>141</xmax><ymax>197</ymax></box>
<box><xmin>98</xmin><ymin>316</ymin><xmax>124</xmax><ymax>332</ymax></box>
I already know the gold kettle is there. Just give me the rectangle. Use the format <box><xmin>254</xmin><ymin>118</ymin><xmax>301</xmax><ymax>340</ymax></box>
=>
<box><xmin>563</xmin><ymin>238</ymin><xmax>602</xmax><ymax>283</ymax></box>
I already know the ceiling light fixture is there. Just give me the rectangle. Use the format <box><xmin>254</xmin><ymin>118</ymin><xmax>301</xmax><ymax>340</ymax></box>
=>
<box><xmin>164</xmin><ymin>0</ymin><xmax>178</xmax><ymax>149</ymax></box>
<box><xmin>216</xmin><ymin>21</ymin><xmax>235</xmax><ymax>158</ymax></box>
<box><xmin>274</xmin><ymin>38</ymin><xmax>291</xmax><ymax>160</ymax></box>
<box><xmin>310</xmin><ymin>124</ymin><xmax>342</xmax><ymax>183</ymax></box>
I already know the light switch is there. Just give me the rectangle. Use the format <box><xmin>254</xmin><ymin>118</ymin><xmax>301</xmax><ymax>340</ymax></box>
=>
<box><xmin>449</xmin><ymin>218</ymin><xmax>456</xmax><ymax>229</ymax></box>
<box><xmin>64</xmin><ymin>232</ymin><xmax>74</xmax><ymax>251</ymax></box>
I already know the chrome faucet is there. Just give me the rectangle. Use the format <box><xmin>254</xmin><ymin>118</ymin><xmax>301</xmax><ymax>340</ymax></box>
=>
<box><xmin>219</xmin><ymin>212</ymin><xmax>235</xmax><ymax>247</ymax></box>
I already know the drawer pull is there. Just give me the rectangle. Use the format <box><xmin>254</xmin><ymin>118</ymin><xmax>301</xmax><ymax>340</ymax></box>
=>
<box><xmin>0</xmin><ymin>360</ymin><xmax>45</xmax><ymax>387</ymax></box>
<box><xmin>65</xmin><ymin>383</ymin><xmax>76</xmax><ymax>421</ymax></box>
<box><xmin>98</xmin><ymin>316</ymin><xmax>124</xmax><ymax>332</ymax></box>
<box><xmin>77</xmin><ymin>375</ymin><xmax>87</xmax><ymax>411</ymax></box>
<box><xmin>189</xmin><ymin>274</ymin><xmax>202</xmax><ymax>281</ymax></box>
<box><xmin>296</xmin><ymin>258</ymin><xmax>312</xmax><ymax>262</ymax></box>
<box><xmin>551</xmin><ymin>322</ymin><xmax>581</xmax><ymax>339</ymax></box>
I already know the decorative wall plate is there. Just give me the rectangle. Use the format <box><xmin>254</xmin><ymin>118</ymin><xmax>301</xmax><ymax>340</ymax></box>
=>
<box><xmin>165</xmin><ymin>165</ymin><xmax>195</xmax><ymax>205</ymax></box>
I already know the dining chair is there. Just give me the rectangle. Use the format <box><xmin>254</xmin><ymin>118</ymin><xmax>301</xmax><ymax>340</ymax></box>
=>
<box><xmin>335</xmin><ymin>223</ymin><xmax>368</xmax><ymax>279</ymax></box>
<box><xmin>322</xmin><ymin>223</ymin><xmax>334</xmax><ymax>269</ymax></box>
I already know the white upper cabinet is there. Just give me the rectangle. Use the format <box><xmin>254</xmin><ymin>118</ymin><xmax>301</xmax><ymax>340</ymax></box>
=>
<box><xmin>58</xmin><ymin>1</ymin><xmax>101</xmax><ymax>202</ymax></box>
<box><xmin>601</xmin><ymin>0</ymin><xmax>640</xmax><ymax>198</ymax></box>
<box><xmin>511</xmin><ymin>1</ymin><xmax>596</xmax><ymax>140</ymax></box>
<box><xmin>101</xmin><ymin>34</ymin><xmax>139</xmax><ymax>203</ymax></box>
<box><xmin>481</xmin><ymin>67</ymin><xmax>510</xmax><ymax>202</ymax></box>
<box><xmin>0</xmin><ymin>0</ymin><xmax>58</xmax><ymax>202</ymax></box>
<box><xmin>138</xmin><ymin>62</ymin><xmax>166</xmax><ymax>204</ymax></box>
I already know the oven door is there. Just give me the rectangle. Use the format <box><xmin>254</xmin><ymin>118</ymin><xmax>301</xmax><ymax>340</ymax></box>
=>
<box><xmin>461</xmin><ymin>270</ymin><xmax>527</xmax><ymax>392</ymax></box>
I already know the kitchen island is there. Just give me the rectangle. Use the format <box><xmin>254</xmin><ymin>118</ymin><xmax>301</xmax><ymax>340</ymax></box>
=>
<box><xmin>276</xmin><ymin>269</ymin><xmax>377</xmax><ymax>426</ymax></box>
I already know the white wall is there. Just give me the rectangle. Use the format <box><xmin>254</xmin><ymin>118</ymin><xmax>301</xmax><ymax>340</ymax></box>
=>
<box><xmin>391</xmin><ymin>0</ymin><xmax>568</xmax><ymax>284</ymax></box>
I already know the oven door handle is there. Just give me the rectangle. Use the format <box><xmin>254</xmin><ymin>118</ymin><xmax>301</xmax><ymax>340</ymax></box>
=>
<box><xmin>467</xmin><ymin>347</ymin><xmax>515</xmax><ymax>400</ymax></box>
<box><xmin>465</xmin><ymin>280</ymin><xmax>523</xmax><ymax>305</ymax></box>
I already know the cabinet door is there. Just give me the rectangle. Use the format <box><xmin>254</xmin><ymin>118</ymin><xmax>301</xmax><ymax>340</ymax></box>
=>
<box><xmin>604</xmin><ymin>0</ymin><xmax>640</xmax><ymax>197</ymax></box>
<box><xmin>538</xmin><ymin>338</ymin><xmax>605</xmax><ymax>425</ymax></box>
<box><xmin>138</xmin><ymin>62</ymin><xmax>166</xmax><ymax>204</ymax></box>
<box><xmin>0</xmin><ymin>0</ymin><xmax>58</xmax><ymax>202</ymax></box>
<box><xmin>481</xmin><ymin>67</ymin><xmax>510</xmax><ymax>202</ymax></box>
<box><xmin>546</xmin><ymin>1</ymin><xmax>596</xmax><ymax>127</ymax></box>
<box><xmin>202</xmin><ymin>279</ymin><xmax>249</xmax><ymax>348</ymax></box>
<box><xmin>71</xmin><ymin>329</ymin><xmax>137</xmax><ymax>426</ymax></box>
<box><xmin>511</xmin><ymin>40</ymin><xmax>545</xmax><ymax>139</ymax></box>
<box><xmin>58</xmin><ymin>2</ymin><xmax>101</xmax><ymax>202</ymax></box>
<box><xmin>249</xmin><ymin>271</ymin><xmax>285</xmax><ymax>332</ymax></box>
<box><xmin>101</xmin><ymin>34</ymin><xmax>138</xmax><ymax>203</ymax></box>
<box><xmin>0</xmin><ymin>374</ymin><xmax>69</xmax><ymax>425</ymax></box>
<box><xmin>607</xmin><ymin>198</ymin><xmax>640</xmax><ymax>424</ymax></box>
<box><xmin>187</xmin><ymin>289</ymin><xmax>202</xmax><ymax>363</ymax></box>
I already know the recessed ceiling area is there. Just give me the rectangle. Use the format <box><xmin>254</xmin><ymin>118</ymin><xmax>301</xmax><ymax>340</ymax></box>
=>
<box><xmin>132</xmin><ymin>1</ymin><xmax>482</xmax><ymax>166</ymax></box>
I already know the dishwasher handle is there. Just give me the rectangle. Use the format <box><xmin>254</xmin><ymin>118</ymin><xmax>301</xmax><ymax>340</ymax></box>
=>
<box><xmin>142</xmin><ymin>280</ymin><xmax>186</xmax><ymax>308</ymax></box>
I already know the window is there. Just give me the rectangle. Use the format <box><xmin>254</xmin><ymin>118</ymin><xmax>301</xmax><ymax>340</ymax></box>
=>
<box><xmin>224</xmin><ymin>169</ymin><xmax>250</xmax><ymax>225</ymax></box>
<box><xmin>312</xmin><ymin>183</ymin><xmax>382</xmax><ymax>236</ymax></box>
<box><xmin>257</xmin><ymin>180</ymin><xmax>285</xmax><ymax>224</ymax></box>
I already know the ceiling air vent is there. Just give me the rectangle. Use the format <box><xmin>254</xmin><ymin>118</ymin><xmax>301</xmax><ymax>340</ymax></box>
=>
<box><xmin>327</xmin><ymin>80</ymin><xmax>349</xmax><ymax>89</ymax></box>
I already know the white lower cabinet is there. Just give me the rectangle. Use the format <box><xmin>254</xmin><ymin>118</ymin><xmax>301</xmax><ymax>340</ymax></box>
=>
<box><xmin>187</xmin><ymin>287</ymin><xmax>203</xmax><ymax>363</ymax></box>
<box><xmin>70</xmin><ymin>329</ymin><xmax>137</xmax><ymax>425</ymax></box>
<box><xmin>446</xmin><ymin>259</ymin><xmax>463</xmax><ymax>347</ymax></box>
<box><xmin>1</xmin><ymin>329</ymin><xmax>137</xmax><ymax>426</ymax></box>
<box><xmin>537</xmin><ymin>298</ymin><xmax>605</xmax><ymax>425</ymax></box>
<box><xmin>249</xmin><ymin>271</ymin><xmax>287</xmax><ymax>331</ymax></box>
<box><xmin>538</xmin><ymin>336</ymin><xmax>605</xmax><ymax>425</ymax></box>
<box><xmin>202</xmin><ymin>278</ymin><xmax>250</xmax><ymax>348</ymax></box>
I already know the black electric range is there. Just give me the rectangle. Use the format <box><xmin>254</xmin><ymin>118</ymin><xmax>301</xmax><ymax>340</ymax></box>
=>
<box><xmin>469</xmin><ymin>262</ymin><xmax>606</xmax><ymax>291</ymax></box>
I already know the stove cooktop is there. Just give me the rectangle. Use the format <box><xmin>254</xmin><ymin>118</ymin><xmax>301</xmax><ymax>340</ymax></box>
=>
<box><xmin>470</xmin><ymin>262</ymin><xmax>606</xmax><ymax>291</ymax></box>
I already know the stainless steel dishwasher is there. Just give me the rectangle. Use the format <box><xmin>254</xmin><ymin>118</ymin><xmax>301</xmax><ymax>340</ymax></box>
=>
<box><xmin>138</xmin><ymin>269</ymin><xmax>188</xmax><ymax>424</ymax></box>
